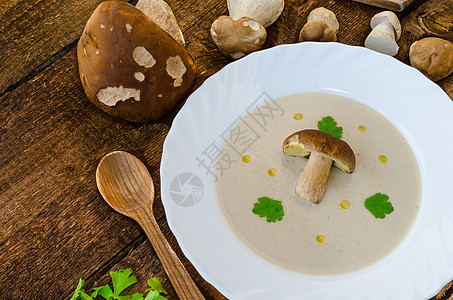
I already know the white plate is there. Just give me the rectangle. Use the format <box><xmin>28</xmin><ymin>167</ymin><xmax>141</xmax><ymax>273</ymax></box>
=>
<box><xmin>160</xmin><ymin>42</ymin><xmax>453</xmax><ymax>300</ymax></box>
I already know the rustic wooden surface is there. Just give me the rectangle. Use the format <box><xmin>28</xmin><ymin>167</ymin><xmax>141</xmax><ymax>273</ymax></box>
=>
<box><xmin>0</xmin><ymin>0</ymin><xmax>452</xmax><ymax>299</ymax></box>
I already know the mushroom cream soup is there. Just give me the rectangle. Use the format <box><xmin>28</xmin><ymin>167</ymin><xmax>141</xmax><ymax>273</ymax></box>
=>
<box><xmin>217</xmin><ymin>93</ymin><xmax>421</xmax><ymax>275</ymax></box>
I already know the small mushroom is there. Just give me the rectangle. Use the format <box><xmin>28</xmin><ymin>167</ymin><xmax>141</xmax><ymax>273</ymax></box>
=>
<box><xmin>365</xmin><ymin>11</ymin><xmax>401</xmax><ymax>56</ymax></box>
<box><xmin>211</xmin><ymin>16</ymin><xmax>267</xmax><ymax>60</ymax></box>
<box><xmin>136</xmin><ymin>0</ymin><xmax>185</xmax><ymax>46</ymax></box>
<box><xmin>409</xmin><ymin>37</ymin><xmax>453</xmax><ymax>82</ymax></box>
<box><xmin>299</xmin><ymin>7</ymin><xmax>339</xmax><ymax>42</ymax></box>
<box><xmin>283</xmin><ymin>129</ymin><xmax>356</xmax><ymax>204</ymax></box>
<box><xmin>227</xmin><ymin>0</ymin><xmax>284</xmax><ymax>28</ymax></box>
<box><xmin>299</xmin><ymin>20</ymin><xmax>336</xmax><ymax>42</ymax></box>
<box><xmin>370</xmin><ymin>11</ymin><xmax>401</xmax><ymax>41</ymax></box>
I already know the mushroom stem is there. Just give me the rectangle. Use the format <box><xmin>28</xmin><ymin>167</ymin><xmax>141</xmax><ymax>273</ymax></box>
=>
<box><xmin>295</xmin><ymin>151</ymin><xmax>333</xmax><ymax>204</ymax></box>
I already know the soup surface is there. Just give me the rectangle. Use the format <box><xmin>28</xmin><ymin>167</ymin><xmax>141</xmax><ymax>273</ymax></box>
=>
<box><xmin>217</xmin><ymin>93</ymin><xmax>421</xmax><ymax>275</ymax></box>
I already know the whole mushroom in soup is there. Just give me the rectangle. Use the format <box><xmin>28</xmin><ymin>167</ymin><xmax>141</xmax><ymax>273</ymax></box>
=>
<box><xmin>211</xmin><ymin>16</ymin><xmax>267</xmax><ymax>59</ymax></box>
<box><xmin>283</xmin><ymin>129</ymin><xmax>356</xmax><ymax>204</ymax></box>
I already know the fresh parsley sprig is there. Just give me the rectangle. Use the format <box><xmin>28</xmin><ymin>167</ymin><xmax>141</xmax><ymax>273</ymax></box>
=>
<box><xmin>365</xmin><ymin>193</ymin><xmax>394</xmax><ymax>219</ymax></box>
<box><xmin>70</xmin><ymin>269</ymin><xmax>168</xmax><ymax>300</ymax></box>
<box><xmin>252</xmin><ymin>196</ymin><xmax>284</xmax><ymax>222</ymax></box>
<box><xmin>317</xmin><ymin>116</ymin><xmax>343</xmax><ymax>139</ymax></box>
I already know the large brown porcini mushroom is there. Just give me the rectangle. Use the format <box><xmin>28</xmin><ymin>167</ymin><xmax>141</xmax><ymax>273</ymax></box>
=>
<box><xmin>77</xmin><ymin>1</ymin><xmax>196</xmax><ymax>122</ymax></box>
<box><xmin>283</xmin><ymin>129</ymin><xmax>356</xmax><ymax>204</ymax></box>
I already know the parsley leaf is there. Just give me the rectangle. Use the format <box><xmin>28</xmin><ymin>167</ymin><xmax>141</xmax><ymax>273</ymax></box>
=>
<box><xmin>252</xmin><ymin>196</ymin><xmax>284</xmax><ymax>222</ymax></box>
<box><xmin>111</xmin><ymin>269</ymin><xmax>138</xmax><ymax>297</ymax></box>
<box><xmin>91</xmin><ymin>285</ymin><xmax>113</xmax><ymax>299</ymax></box>
<box><xmin>145</xmin><ymin>278</ymin><xmax>168</xmax><ymax>300</ymax></box>
<box><xmin>144</xmin><ymin>290</ymin><xmax>167</xmax><ymax>300</ymax></box>
<box><xmin>125</xmin><ymin>293</ymin><xmax>145</xmax><ymax>300</ymax></box>
<box><xmin>365</xmin><ymin>193</ymin><xmax>394</xmax><ymax>219</ymax></box>
<box><xmin>317</xmin><ymin>116</ymin><xmax>343</xmax><ymax>139</ymax></box>
<box><xmin>70</xmin><ymin>279</ymin><xmax>92</xmax><ymax>300</ymax></box>
<box><xmin>70</xmin><ymin>270</ymin><xmax>168</xmax><ymax>300</ymax></box>
<box><xmin>146</xmin><ymin>278</ymin><xmax>168</xmax><ymax>295</ymax></box>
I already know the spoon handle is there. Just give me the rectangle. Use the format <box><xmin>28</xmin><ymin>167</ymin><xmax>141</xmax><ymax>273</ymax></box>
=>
<box><xmin>132</xmin><ymin>206</ymin><xmax>205</xmax><ymax>300</ymax></box>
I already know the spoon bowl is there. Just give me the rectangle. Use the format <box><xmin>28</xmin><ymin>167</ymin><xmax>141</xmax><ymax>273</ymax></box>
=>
<box><xmin>96</xmin><ymin>151</ymin><xmax>153</xmax><ymax>213</ymax></box>
<box><xmin>96</xmin><ymin>151</ymin><xmax>205</xmax><ymax>300</ymax></box>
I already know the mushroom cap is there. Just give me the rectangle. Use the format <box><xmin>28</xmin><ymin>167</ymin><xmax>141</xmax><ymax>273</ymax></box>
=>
<box><xmin>307</xmin><ymin>7</ymin><xmax>339</xmax><ymax>34</ymax></box>
<box><xmin>282</xmin><ymin>129</ymin><xmax>356</xmax><ymax>173</ymax></box>
<box><xmin>409</xmin><ymin>37</ymin><xmax>453</xmax><ymax>82</ymax></box>
<box><xmin>299</xmin><ymin>20</ymin><xmax>337</xmax><ymax>42</ymax></box>
<box><xmin>210</xmin><ymin>16</ymin><xmax>267</xmax><ymax>59</ymax></box>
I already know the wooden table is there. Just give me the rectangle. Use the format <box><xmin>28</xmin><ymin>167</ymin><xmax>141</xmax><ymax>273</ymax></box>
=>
<box><xmin>1</xmin><ymin>0</ymin><xmax>452</xmax><ymax>299</ymax></box>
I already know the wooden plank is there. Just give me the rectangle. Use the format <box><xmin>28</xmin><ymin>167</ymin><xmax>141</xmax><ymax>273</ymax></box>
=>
<box><xmin>0</xmin><ymin>0</ymin><xmax>21</xmax><ymax>16</ymax></box>
<box><xmin>0</xmin><ymin>0</ymin><xmax>124</xmax><ymax>95</ymax></box>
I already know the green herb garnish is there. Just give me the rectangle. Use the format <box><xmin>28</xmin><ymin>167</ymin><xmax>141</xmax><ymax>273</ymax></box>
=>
<box><xmin>145</xmin><ymin>278</ymin><xmax>168</xmax><ymax>300</ymax></box>
<box><xmin>252</xmin><ymin>196</ymin><xmax>284</xmax><ymax>222</ymax></box>
<box><xmin>71</xmin><ymin>279</ymin><xmax>91</xmax><ymax>300</ymax></box>
<box><xmin>317</xmin><ymin>116</ymin><xmax>343</xmax><ymax>138</ymax></box>
<box><xmin>365</xmin><ymin>193</ymin><xmax>394</xmax><ymax>219</ymax></box>
<box><xmin>70</xmin><ymin>269</ymin><xmax>168</xmax><ymax>300</ymax></box>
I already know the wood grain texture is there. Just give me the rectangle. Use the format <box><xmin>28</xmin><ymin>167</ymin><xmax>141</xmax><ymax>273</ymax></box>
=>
<box><xmin>0</xmin><ymin>0</ymin><xmax>130</xmax><ymax>95</ymax></box>
<box><xmin>0</xmin><ymin>0</ymin><xmax>452</xmax><ymax>299</ymax></box>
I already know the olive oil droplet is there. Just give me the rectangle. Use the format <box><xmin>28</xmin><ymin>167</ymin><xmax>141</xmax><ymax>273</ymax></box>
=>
<box><xmin>378</xmin><ymin>155</ymin><xmax>388</xmax><ymax>164</ymax></box>
<box><xmin>293</xmin><ymin>113</ymin><xmax>303</xmax><ymax>120</ymax></box>
<box><xmin>358</xmin><ymin>125</ymin><xmax>366</xmax><ymax>132</ymax></box>
<box><xmin>340</xmin><ymin>200</ymin><xmax>351</xmax><ymax>209</ymax></box>
<box><xmin>268</xmin><ymin>168</ymin><xmax>277</xmax><ymax>177</ymax></box>
<box><xmin>242</xmin><ymin>155</ymin><xmax>251</xmax><ymax>163</ymax></box>
<box><xmin>316</xmin><ymin>235</ymin><xmax>326</xmax><ymax>243</ymax></box>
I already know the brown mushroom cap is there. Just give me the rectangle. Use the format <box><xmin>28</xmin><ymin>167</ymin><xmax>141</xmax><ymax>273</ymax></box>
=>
<box><xmin>299</xmin><ymin>20</ymin><xmax>337</xmax><ymax>42</ymax></box>
<box><xmin>283</xmin><ymin>129</ymin><xmax>356</xmax><ymax>173</ymax></box>
<box><xmin>77</xmin><ymin>0</ymin><xmax>196</xmax><ymax>122</ymax></box>
<box><xmin>409</xmin><ymin>37</ymin><xmax>453</xmax><ymax>82</ymax></box>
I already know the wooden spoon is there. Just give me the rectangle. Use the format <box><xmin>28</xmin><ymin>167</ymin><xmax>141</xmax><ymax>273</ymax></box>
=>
<box><xmin>96</xmin><ymin>151</ymin><xmax>205</xmax><ymax>300</ymax></box>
